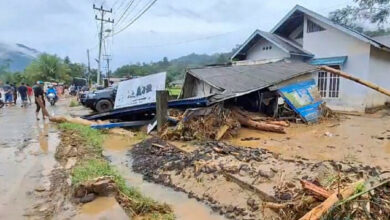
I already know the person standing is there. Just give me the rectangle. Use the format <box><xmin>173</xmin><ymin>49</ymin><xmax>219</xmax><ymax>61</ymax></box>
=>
<box><xmin>12</xmin><ymin>83</ymin><xmax>17</xmax><ymax>105</ymax></box>
<box><xmin>26</xmin><ymin>83</ymin><xmax>33</xmax><ymax>104</ymax></box>
<box><xmin>33</xmin><ymin>81</ymin><xmax>49</xmax><ymax>120</ymax></box>
<box><xmin>18</xmin><ymin>82</ymin><xmax>28</xmax><ymax>107</ymax></box>
<box><xmin>3</xmin><ymin>82</ymin><xmax>13</xmax><ymax>106</ymax></box>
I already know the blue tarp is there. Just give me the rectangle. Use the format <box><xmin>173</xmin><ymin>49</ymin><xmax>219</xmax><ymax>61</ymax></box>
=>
<box><xmin>309</xmin><ymin>56</ymin><xmax>347</xmax><ymax>66</ymax></box>
<box><xmin>279</xmin><ymin>79</ymin><xmax>323</xmax><ymax>122</ymax></box>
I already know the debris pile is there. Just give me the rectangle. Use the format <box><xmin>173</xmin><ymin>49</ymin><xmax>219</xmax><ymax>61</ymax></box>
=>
<box><xmin>161</xmin><ymin>105</ymin><xmax>241</xmax><ymax>141</ymax></box>
<box><xmin>130</xmin><ymin>138</ymin><xmax>387</xmax><ymax>219</ymax></box>
<box><xmin>161</xmin><ymin>105</ymin><xmax>293</xmax><ymax>141</ymax></box>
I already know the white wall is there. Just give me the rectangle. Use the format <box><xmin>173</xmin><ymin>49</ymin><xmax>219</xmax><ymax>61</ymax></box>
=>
<box><xmin>366</xmin><ymin>46</ymin><xmax>390</xmax><ymax>108</ymax></box>
<box><xmin>246</xmin><ymin>38</ymin><xmax>289</xmax><ymax>61</ymax></box>
<box><xmin>303</xmin><ymin>15</ymin><xmax>371</xmax><ymax>112</ymax></box>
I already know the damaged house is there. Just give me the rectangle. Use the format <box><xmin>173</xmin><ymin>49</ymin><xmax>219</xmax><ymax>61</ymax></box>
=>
<box><xmin>231</xmin><ymin>5</ymin><xmax>390</xmax><ymax>112</ymax></box>
<box><xmin>180</xmin><ymin>60</ymin><xmax>322</xmax><ymax>122</ymax></box>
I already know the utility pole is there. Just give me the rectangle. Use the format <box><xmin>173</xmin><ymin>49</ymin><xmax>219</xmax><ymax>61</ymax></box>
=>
<box><xmin>103</xmin><ymin>55</ymin><xmax>112</xmax><ymax>82</ymax></box>
<box><xmin>93</xmin><ymin>4</ymin><xmax>114</xmax><ymax>85</ymax></box>
<box><xmin>86</xmin><ymin>49</ymin><xmax>91</xmax><ymax>84</ymax></box>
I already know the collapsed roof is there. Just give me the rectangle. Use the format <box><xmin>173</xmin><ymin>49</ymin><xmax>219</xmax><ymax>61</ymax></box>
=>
<box><xmin>181</xmin><ymin>60</ymin><xmax>319</xmax><ymax>103</ymax></box>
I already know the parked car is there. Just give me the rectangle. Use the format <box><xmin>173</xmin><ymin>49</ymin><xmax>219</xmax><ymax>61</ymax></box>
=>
<box><xmin>82</xmin><ymin>86</ymin><xmax>117</xmax><ymax>113</ymax></box>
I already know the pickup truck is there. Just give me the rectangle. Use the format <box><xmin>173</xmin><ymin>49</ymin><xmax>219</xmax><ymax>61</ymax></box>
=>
<box><xmin>81</xmin><ymin>86</ymin><xmax>117</xmax><ymax>113</ymax></box>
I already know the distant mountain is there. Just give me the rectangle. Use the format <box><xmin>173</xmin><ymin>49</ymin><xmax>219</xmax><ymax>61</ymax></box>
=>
<box><xmin>0</xmin><ymin>42</ymin><xmax>39</xmax><ymax>72</ymax></box>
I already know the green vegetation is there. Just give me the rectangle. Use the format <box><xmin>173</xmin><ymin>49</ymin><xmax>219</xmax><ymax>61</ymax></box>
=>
<box><xmin>330</xmin><ymin>0</ymin><xmax>390</xmax><ymax>36</ymax></box>
<box><xmin>354</xmin><ymin>182</ymin><xmax>366</xmax><ymax>194</ymax></box>
<box><xmin>113</xmin><ymin>51</ymin><xmax>236</xmax><ymax>84</ymax></box>
<box><xmin>69</xmin><ymin>100</ymin><xmax>80</xmax><ymax>107</ymax></box>
<box><xmin>58</xmin><ymin>123</ymin><xmax>103</xmax><ymax>153</ymax></box>
<box><xmin>72</xmin><ymin>158</ymin><xmax>173</xmax><ymax>219</ymax></box>
<box><xmin>59</xmin><ymin>123</ymin><xmax>173</xmax><ymax>219</ymax></box>
<box><xmin>168</xmin><ymin>87</ymin><xmax>181</xmax><ymax>97</ymax></box>
<box><xmin>0</xmin><ymin>53</ymin><xmax>88</xmax><ymax>85</ymax></box>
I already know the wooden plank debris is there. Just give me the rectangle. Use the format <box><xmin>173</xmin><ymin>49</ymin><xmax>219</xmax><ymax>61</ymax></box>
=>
<box><xmin>299</xmin><ymin>179</ymin><xmax>364</xmax><ymax>220</ymax></box>
<box><xmin>300</xmin><ymin>180</ymin><xmax>332</xmax><ymax>200</ymax></box>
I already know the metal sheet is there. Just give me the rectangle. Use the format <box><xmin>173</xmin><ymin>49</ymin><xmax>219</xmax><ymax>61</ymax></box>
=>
<box><xmin>187</xmin><ymin>60</ymin><xmax>319</xmax><ymax>103</ymax></box>
<box><xmin>279</xmin><ymin>79</ymin><xmax>323</xmax><ymax>122</ymax></box>
<box><xmin>309</xmin><ymin>56</ymin><xmax>347</xmax><ymax>66</ymax></box>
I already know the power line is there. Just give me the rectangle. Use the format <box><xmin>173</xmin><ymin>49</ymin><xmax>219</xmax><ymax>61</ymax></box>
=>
<box><xmin>113</xmin><ymin>0</ymin><xmax>157</xmax><ymax>36</ymax></box>
<box><xmin>115</xmin><ymin>0</ymin><xmax>135</xmax><ymax>26</ymax></box>
<box><xmin>115</xmin><ymin>0</ymin><xmax>142</xmax><ymax>29</ymax></box>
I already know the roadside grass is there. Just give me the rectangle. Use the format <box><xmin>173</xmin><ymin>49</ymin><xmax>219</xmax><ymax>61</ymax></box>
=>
<box><xmin>69</xmin><ymin>99</ymin><xmax>80</xmax><ymax>107</ymax></box>
<box><xmin>168</xmin><ymin>87</ymin><xmax>181</xmax><ymax>97</ymax></box>
<box><xmin>59</xmin><ymin>122</ymin><xmax>173</xmax><ymax>219</ymax></box>
<box><xmin>72</xmin><ymin>158</ymin><xmax>173</xmax><ymax>218</ymax></box>
<box><xmin>58</xmin><ymin>123</ymin><xmax>103</xmax><ymax>153</ymax></box>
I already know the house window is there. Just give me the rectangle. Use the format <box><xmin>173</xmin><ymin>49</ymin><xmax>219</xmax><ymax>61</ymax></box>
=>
<box><xmin>317</xmin><ymin>66</ymin><xmax>340</xmax><ymax>98</ymax></box>
<box><xmin>307</xmin><ymin>19</ymin><xmax>325</xmax><ymax>33</ymax></box>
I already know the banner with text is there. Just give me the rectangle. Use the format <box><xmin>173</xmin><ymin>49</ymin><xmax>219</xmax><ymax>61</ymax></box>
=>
<box><xmin>114</xmin><ymin>72</ymin><xmax>166</xmax><ymax>109</ymax></box>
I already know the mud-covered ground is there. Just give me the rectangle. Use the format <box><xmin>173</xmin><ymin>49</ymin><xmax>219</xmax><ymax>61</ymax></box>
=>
<box><xmin>229</xmin><ymin>109</ymin><xmax>390</xmax><ymax>170</ymax></box>
<box><xmin>131</xmin><ymin>135</ymin><xmax>389</xmax><ymax>219</ymax></box>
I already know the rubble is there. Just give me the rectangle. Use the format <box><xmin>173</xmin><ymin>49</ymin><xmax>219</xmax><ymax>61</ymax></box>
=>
<box><xmin>130</xmin><ymin>137</ymin><xmax>387</xmax><ymax>219</ymax></box>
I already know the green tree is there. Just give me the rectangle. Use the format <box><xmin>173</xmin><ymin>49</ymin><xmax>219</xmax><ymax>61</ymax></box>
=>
<box><xmin>25</xmin><ymin>53</ymin><xmax>71</xmax><ymax>83</ymax></box>
<box><xmin>330</xmin><ymin>0</ymin><xmax>390</xmax><ymax>29</ymax></box>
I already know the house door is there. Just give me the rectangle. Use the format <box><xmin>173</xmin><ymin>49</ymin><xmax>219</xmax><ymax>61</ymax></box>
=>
<box><xmin>317</xmin><ymin>65</ymin><xmax>340</xmax><ymax>98</ymax></box>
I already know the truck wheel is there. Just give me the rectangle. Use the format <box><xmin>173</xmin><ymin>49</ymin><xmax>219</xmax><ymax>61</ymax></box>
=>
<box><xmin>95</xmin><ymin>99</ymin><xmax>113</xmax><ymax>113</ymax></box>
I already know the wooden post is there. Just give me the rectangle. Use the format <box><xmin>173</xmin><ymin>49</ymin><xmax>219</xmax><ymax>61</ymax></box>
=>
<box><xmin>156</xmin><ymin>90</ymin><xmax>168</xmax><ymax>132</ymax></box>
<box><xmin>320</xmin><ymin>66</ymin><xmax>390</xmax><ymax>97</ymax></box>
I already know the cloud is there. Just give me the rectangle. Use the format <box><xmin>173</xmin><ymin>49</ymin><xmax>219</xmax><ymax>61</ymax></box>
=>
<box><xmin>0</xmin><ymin>0</ymin><xmax>355</xmax><ymax>69</ymax></box>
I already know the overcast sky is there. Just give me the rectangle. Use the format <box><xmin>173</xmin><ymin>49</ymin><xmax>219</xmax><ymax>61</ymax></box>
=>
<box><xmin>0</xmin><ymin>0</ymin><xmax>355</xmax><ymax>70</ymax></box>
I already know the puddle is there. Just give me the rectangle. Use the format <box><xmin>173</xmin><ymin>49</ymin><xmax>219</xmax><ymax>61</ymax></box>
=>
<box><xmin>75</xmin><ymin>197</ymin><xmax>128</xmax><ymax>220</ymax></box>
<box><xmin>103</xmin><ymin>134</ymin><xmax>142</xmax><ymax>152</ymax></box>
<box><xmin>103</xmin><ymin>135</ymin><xmax>225</xmax><ymax>220</ymax></box>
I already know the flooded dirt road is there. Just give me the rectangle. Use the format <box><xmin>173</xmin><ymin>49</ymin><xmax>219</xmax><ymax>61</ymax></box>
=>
<box><xmin>102</xmin><ymin>135</ymin><xmax>226</xmax><ymax>220</ymax></box>
<box><xmin>0</xmin><ymin>100</ymin><xmax>69</xmax><ymax>219</ymax></box>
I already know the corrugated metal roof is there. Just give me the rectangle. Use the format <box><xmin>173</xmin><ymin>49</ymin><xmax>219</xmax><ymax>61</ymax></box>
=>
<box><xmin>187</xmin><ymin>60</ymin><xmax>319</xmax><ymax>102</ymax></box>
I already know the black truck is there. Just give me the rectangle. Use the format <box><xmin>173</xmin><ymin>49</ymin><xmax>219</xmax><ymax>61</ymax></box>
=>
<box><xmin>81</xmin><ymin>86</ymin><xmax>117</xmax><ymax>113</ymax></box>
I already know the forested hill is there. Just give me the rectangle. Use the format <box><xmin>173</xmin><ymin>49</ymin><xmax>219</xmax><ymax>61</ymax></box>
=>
<box><xmin>112</xmin><ymin>50</ymin><xmax>235</xmax><ymax>83</ymax></box>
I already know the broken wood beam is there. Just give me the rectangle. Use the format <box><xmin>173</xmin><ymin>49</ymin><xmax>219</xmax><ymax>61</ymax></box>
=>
<box><xmin>299</xmin><ymin>179</ymin><xmax>364</xmax><ymax>220</ymax></box>
<box><xmin>215</xmin><ymin>125</ymin><xmax>230</xmax><ymax>141</ymax></box>
<box><xmin>233</xmin><ymin>111</ymin><xmax>286</xmax><ymax>134</ymax></box>
<box><xmin>300</xmin><ymin>180</ymin><xmax>332</xmax><ymax>200</ymax></box>
<box><xmin>320</xmin><ymin>66</ymin><xmax>390</xmax><ymax>97</ymax></box>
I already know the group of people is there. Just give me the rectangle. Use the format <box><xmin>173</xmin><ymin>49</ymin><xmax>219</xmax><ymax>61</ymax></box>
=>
<box><xmin>1</xmin><ymin>81</ymin><xmax>57</xmax><ymax>120</ymax></box>
<box><xmin>2</xmin><ymin>82</ymin><xmax>33</xmax><ymax>107</ymax></box>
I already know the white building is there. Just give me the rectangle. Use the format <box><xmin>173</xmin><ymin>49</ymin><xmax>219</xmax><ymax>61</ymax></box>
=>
<box><xmin>231</xmin><ymin>5</ymin><xmax>390</xmax><ymax>112</ymax></box>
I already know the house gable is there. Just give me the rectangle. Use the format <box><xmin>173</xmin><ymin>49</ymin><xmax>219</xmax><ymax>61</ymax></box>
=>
<box><xmin>231</xmin><ymin>30</ymin><xmax>312</xmax><ymax>61</ymax></box>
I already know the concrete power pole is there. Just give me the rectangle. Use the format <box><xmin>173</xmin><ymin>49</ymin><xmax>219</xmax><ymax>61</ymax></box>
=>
<box><xmin>93</xmin><ymin>4</ymin><xmax>114</xmax><ymax>85</ymax></box>
<box><xmin>86</xmin><ymin>49</ymin><xmax>91</xmax><ymax>84</ymax></box>
<box><xmin>103</xmin><ymin>55</ymin><xmax>112</xmax><ymax>82</ymax></box>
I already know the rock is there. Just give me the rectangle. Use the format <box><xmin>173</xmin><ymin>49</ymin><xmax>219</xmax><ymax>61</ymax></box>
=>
<box><xmin>65</xmin><ymin>157</ymin><xmax>77</xmax><ymax>169</ymax></box>
<box><xmin>80</xmin><ymin>193</ymin><xmax>95</xmax><ymax>203</ymax></box>
<box><xmin>92</xmin><ymin>178</ymin><xmax>117</xmax><ymax>196</ymax></box>
<box><xmin>258</xmin><ymin>169</ymin><xmax>275</xmax><ymax>179</ymax></box>
<box><xmin>34</xmin><ymin>186</ymin><xmax>46</xmax><ymax>192</ymax></box>
<box><xmin>226</xmin><ymin>205</ymin><xmax>235</xmax><ymax>213</ymax></box>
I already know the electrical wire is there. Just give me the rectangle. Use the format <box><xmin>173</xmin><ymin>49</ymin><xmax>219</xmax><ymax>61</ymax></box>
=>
<box><xmin>113</xmin><ymin>0</ymin><xmax>157</xmax><ymax>36</ymax></box>
<box><xmin>115</xmin><ymin>0</ymin><xmax>136</xmax><ymax>26</ymax></box>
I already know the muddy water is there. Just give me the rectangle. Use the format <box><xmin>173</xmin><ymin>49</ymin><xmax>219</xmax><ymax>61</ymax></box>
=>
<box><xmin>0</xmin><ymin>100</ymin><xmax>67</xmax><ymax>219</ymax></box>
<box><xmin>103</xmin><ymin>135</ymin><xmax>226</xmax><ymax>220</ymax></box>
<box><xmin>229</xmin><ymin>112</ymin><xmax>390</xmax><ymax>170</ymax></box>
<box><xmin>75</xmin><ymin>197</ymin><xmax>128</xmax><ymax>220</ymax></box>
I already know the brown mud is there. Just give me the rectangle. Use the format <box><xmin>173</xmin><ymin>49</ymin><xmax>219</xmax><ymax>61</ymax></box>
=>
<box><xmin>104</xmin><ymin>135</ymin><xmax>227</xmax><ymax>220</ymax></box>
<box><xmin>130</xmin><ymin>137</ymin><xmax>387</xmax><ymax>219</ymax></box>
<box><xmin>229</xmin><ymin>109</ymin><xmax>390</xmax><ymax>170</ymax></box>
